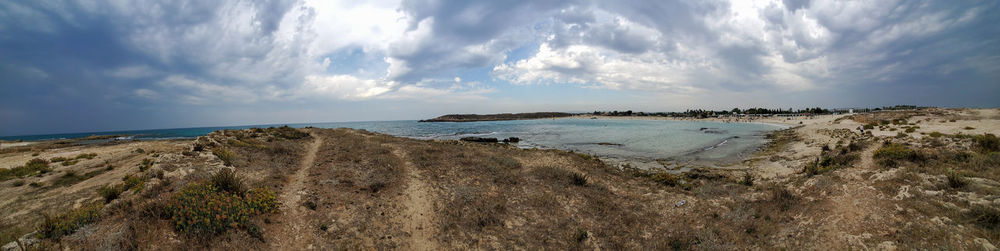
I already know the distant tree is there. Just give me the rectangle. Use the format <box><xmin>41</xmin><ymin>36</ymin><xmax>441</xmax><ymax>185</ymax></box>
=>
<box><xmin>731</xmin><ymin>108</ymin><xmax>741</xmax><ymax>114</ymax></box>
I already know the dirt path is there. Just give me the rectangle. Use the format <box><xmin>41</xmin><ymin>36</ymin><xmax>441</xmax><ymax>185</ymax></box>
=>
<box><xmin>857</xmin><ymin>145</ymin><xmax>876</xmax><ymax>169</ymax></box>
<box><xmin>390</xmin><ymin>148</ymin><xmax>439</xmax><ymax>250</ymax></box>
<box><xmin>274</xmin><ymin>131</ymin><xmax>322</xmax><ymax>249</ymax></box>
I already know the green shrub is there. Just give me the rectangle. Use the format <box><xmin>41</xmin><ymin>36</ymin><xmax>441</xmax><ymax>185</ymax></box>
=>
<box><xmin>39</xmin><ymin>203</ymin><xmax>102</xmax><ymax>239</ymax></box>
<box><xmin>972</xmin><ymin>134</ymin><xmax>999</xmax><ymax>153</ymax></box>
<box><xmin>75</xmin><ymin>153</ymin><xmax>97</xmax><ymax>160</ymax></box>
<box><xmin>569</xmin><ymin>172</ymin><xmax>588</xmax><ymax>186</ymax></box>
<box><xmin>98</xmin><ymin>184</ymin><xmax>124</xmax><ymax>203</ymax></box>
<box><xmin>738</xmin><ymin>172</ymin><xmax>754</xmax><ymax>186</ymax></box>
<box><xmin>967</xmin><ymin>205</ymin><xmax>999</xmax><ymax>230</ymax></box>
<box><xmin>0</xmin><ymin>158</ymin><xmax>51</xmax><ymax>181</ymax></box>
<box><xmin>29</xmin><ymin>182</ymin><xmax>42</xmax><ymax>188</ymax></box>
<box><xmin>210</xmin><ymin>169</ymin><xmax>246</xmax><ymax>195</ymax></box>
<box><xmin>50</xmin><ymin>157</ymin><xmax>68</xmax><ymax>162</ymax></box>
<box><xmin>863</xmin><ymin>124</ymin><xmax>874</xmax><ymax>130</ymax></box>
<box><xmin>165</xmin><ymin>182</ymin><xmax>278</xmax><ymax>236</ymax></box>
<box><xmin>269</xmin><ymin>126</ymin><xmax>310</xmax><ymax>139</ymax></box>
<box><xmin>964</xmin><ymin>126</ymin><xmax>976</xmax><ymax>130</ymax></box>
<box><xmin>12</xmin><ymin>180</ymin><xmax>25</xmax><ymax>187</ymax></box>
<box><xmin>213</xmin><ymin>148</ymin><xmax>235</xmax><ymax>166</ymax></box>
<box><xmin>946</xmin><ymin>172</ymin><xmax>968</xmax><ymax>189</ymax></box>
<box><xmin>904</xmin><ymin>127</ymin><xmax>916</xmax><ymax>133</ymax></box>
<box><xmin>61</xmin><ymin>159</ymin><xmax>78</xmax><ymax>166</ymax></box>
<box><xmin>873</xmin><ymin>143</ymin><xmax>922</xmax><ymax>167</ymax></box>
<box><xmin>929</xmin><ymin>132</ymin><xmax>943</xmax><ymax>138</ymax></box>
<box><xmin>123</xmin><ymin>175</ymin><xmax>145</xmax><ymax>192</ymax></box>
<box><xmin>651</xmin><ymin>172</ymin><xmax>680</xmax><ymax>186</ymax></box>
<box><xmin>139</xmin><ymin>158</ymin><xmax>154</xmax><ymax>171</ymax></box>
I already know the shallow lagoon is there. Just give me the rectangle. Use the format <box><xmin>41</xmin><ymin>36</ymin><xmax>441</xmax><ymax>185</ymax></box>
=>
<box><xmin>3</xmin><ymin>118</ymin><xmax>784</xmax><ymax>167</ymax></box>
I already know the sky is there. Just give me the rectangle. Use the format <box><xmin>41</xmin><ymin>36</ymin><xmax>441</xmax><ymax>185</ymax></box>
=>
<box><xmin>1</xmin><ymin>0</ymin><xmax>999</xmax><ymax>136</ymax></box>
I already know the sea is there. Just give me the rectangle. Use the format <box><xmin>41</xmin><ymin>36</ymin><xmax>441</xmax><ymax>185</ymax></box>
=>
<box><xmin>2</xmin><ymin>118</ymin><xmax>785</xmax><ymax>168</ymax></box>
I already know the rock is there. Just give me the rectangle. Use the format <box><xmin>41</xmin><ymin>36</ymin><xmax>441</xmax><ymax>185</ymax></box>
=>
<box><xmin>502</xmin><ymin>137</ymin><xmax>520</xmax><ymax>143</ymax></box>
<box><xmin>974</xmin><ymin>238</ymin><xmax>996</xmax><ymax>250</ymax></box>
<box><xmin>460</xmin><ymin>137</ymin><xmax>499</xmax><ymax>143</ymax></box>
<box><xmin>2</xmin><ymin>232</ymin><xmax>39</xmax><ymax>251</ymax></box>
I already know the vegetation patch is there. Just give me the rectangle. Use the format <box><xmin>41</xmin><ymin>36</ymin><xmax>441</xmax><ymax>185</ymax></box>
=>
<box><xmin>0</xmin><ymin>158</ymin><xmax>52</xmax><ymax>181</ymax></box>
<box><xmin>138</xmin><ymin>158</ymin><xmax>154</xmax><ymax>171</ymax></box>
<box><xmin>165</xmin><ymin>170</ymin><xmax>278</xmax><ymax>236</ymax></box>
<box><xmin>972</xmin><ymin>133</ymin><xmax>999</xmax><ymax>153</ymax></box>
<box><xmin>38</xmin><ymin>203</ymin><xmax>102</xmax><ymax>239</ymax></box>
<box><xmin>267</xmin><ymin>126</ymin><xmax>310</xmax><ymax>140</ymax></box>
<box><xmin>967</xmin><ymin>205</ymin><xmax>1000</xmax><ymax>231</ymax></box>
<box><xmin>805</xmin><ymin>141</ymin><xmax>865</xmax><ymax>175</ymax></box>
<box><xmin>873</xmin><ymin>143</ymin><xmax>922</xmax><ymax>168</ymax></box>
<box><xmin>50</xmin><ymin>169</ymin><xmax>107</xmax><ymax>187</ymax></box>
<box><xmin>212</xmin><ymin>148</ymin><xmax>236</xmax><ymax>166</ymax></box>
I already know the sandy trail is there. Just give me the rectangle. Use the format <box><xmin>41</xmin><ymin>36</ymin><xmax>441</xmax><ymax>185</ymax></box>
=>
<box><xmin>390</xmin><ymin>147</ymin><xmax>438</xmax><ymax>250</ymax></box>
<box><xmin>274</xmin><ymin>131</ymin><xmax>322</xmax><ymax>250</ymax></box>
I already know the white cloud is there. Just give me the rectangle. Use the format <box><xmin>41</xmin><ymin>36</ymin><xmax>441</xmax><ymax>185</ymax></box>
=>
<box><xmin>302</xmin><ymin>74</ymin><xmax>395</xmax><ymax>100</ymax></box>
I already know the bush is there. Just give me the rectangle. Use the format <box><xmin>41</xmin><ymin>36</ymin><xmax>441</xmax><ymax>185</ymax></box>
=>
<box><xmin>50</xmin><ymin>157</ymin><xmax>68</xmax><ymax>162</ymax></box>
<box><xmin>651</xmin><ymin>172</ymin><xmax>680</xmax><ymax>187</ymax></box>
<box><xmin>738</xmin><ymin>172</ymin><xmax>754</xmax><ymax>186</ymax></box>
<box><xmin>964</xmin><ymin>126</ymin><xmax>976</xmax><ymax>130</ymax></box>
<box><xmin>98</xmin><ymin>184</ymin><xmax>124</xmax><ymax>203</ymax></box>
<box><xmin>947</xmin><ymin>172</ymin><xmax>968</xmax><ymax>189</ymax></box>
<box><xmin>61</xmin><ymin>159</ymin><xmax>79</xmax><ymax>166</ymax></box>
<box><xmin>972</xmin><ymin>134</ymin><xmax>999</xmax><ymax>153</ymax></box>
<box><xmin>771</xmin><ymin>187</ymin><xmax>796</xmax><ymax>211</ymax></box>
<box><xmin>139</xmin><ymin>158</ymin><xmax>154</xmax><ymax>171</ymax></box>
<box><xmin>268</xmin><ymin>126</ymin><xmax>310</xmax><ymax>140</ymax></box>
<box><xmin>863</xmin><ymin>124</ymin><xmax>875</xmax><ymax>130</ymax></box>
<box><xmin>123</xmin><ymin>175</ymin><xmax>145</xmax><ymax>192</ymax></box>
<box><xmin>39</xmin><ymin>203</ymin><xmax>102</xmax><ymax>239</ymax></box>
<box><xmin>210</xmin><ymin>169</ymin><xmax>246</xmax><ymax>195</ymax></box>
<box><xmin>165</xmin><ymin>182</ymin><xmax>278</xmax><ymax>236</ymax></box>
<box><xmin>904</xmin><ymin>127</ymin><xmax>916</xmax><ymax>133</ymax></box>
<box><xmin>29</xmin><ymin>182</ymin><xmax>43</xmax><ymax>188</ymax></box>
<box><xmin>967</xmin><ymin>205</ymin><xmax>1000</xmax><ymax>230</ymax></box>
<box><xmin>874</xmin><ymin>143</ymin><xmax>922</xmax><ymax>167</ymax></box>
<box><xmin>0</xmin><ymin>158</ymin><xmax>51</xmax><ymax>181</ymax></box>
<box><xmin>213</xmin><ymin>148</ymin><xmax>235</xmax><ymax>166</ymax></box>
<box><xmin>75</xmin><ymin>153</ymin><xmax>97</xmax><ymax>160</ymax></box>
<box><xmin>929</xmin><ymin>132</ymin><xmax>943</xmax><ymax>138</ymax></box>
<box><xmin>569</xmin><ymin>173</ymin><xmax>588</xmax><ymax>186</ymax></box>
<box><xmin>11</xmin><ymin>180</ymin><xmax>25</xmax><ymax>187</ymax></box>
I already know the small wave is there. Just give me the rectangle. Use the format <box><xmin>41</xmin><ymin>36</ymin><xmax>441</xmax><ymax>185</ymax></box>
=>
<box><xmin>704</xmin><ymin>139</ymin><xmax>728</xmax><ymax>151</ymax></box>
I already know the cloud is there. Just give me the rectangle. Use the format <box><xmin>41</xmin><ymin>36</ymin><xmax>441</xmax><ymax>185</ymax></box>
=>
<box><xmin>1</xmin><ymin>0</ymin><xmax>998</xmax><ymax>136</ymax></box>
<box><xmin>302</xmin><ymin>74</ymin><xmax>395</xmax><ymax>100</ymax></box>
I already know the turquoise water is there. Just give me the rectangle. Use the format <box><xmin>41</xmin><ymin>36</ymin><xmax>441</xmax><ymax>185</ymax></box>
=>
<box><xmin>1</xmin><ymin>118</ymin><xmax>783</xmax><ymax>163</ymax></box>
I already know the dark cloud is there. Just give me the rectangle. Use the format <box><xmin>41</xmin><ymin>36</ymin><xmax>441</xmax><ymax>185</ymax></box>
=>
<box><xmin>1</xmin><ymin>0</ymin><xmax>998</xmax><ymax>136</ymax></box>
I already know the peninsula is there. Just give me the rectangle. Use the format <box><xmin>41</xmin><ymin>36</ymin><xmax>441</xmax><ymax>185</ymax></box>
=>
<box><xmin>419</xmin><ymin>112</ymin><xmax>573</xmax><ymax>122</ymax></box>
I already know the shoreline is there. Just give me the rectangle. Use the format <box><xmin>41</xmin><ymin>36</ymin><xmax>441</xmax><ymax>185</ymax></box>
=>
<box><xmin>567</xmin><ymin>114</ymin><xmax>804</xmax><ymax>127</ymax></box>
